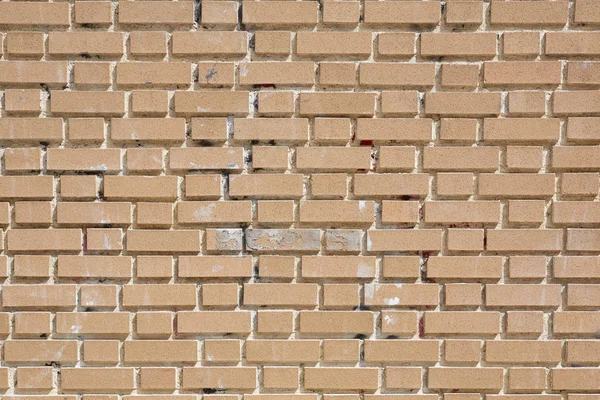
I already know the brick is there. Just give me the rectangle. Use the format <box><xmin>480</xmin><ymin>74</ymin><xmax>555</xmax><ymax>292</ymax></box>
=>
<box><xmin>323</xmin><ymin>1</ymin><xmax>360</xmax><ymax>26</ymax></box>
<box><xmin>554</xmin><ymin>256</ymin><xmax>600</xmax><ymax>280</ymax></box>
<box><xmin>174</xmin><ymin>91</ymin><xmax>249</xmax><ymax>116</ymax></box>
<box><xmin>364</xmin><ymin>340</ymin><xmax>439</xmax><ymax>364</ymax></box>
<box><xmin>566</xmin><ymin>340</ymin><xmax>600</xmax><ymax>364</ymax></box>
<box><xmin>243</xmin><ymin>1</ymin><xmax>317</xmax><ymax>27</ymax></box>
<box><xmin>182</xmin><ymin>367</ymin><xmax>256</xmax><ymax>390</ymax></box>
<box><xmin>234</xmin><ymin>118</ymin><xmax>308</xmax><ymax>142</ymax></box>
<box><xmin>378</xmin><ymin>147</ymin><xmax>416</xmax><ymax>171</ymax></box>
<box><xmin>381</xmin><ymin>91</ymin><xmax>419</xmax><ymax>116</ymax></box>
<box><xmin>230</xmin><ymin>174</ymin><xmax>303</xmax><ymax>198</ymax></box>
<box><xmin>421</xmin><ymin>33</ymin><xmax>497</xmax><ymax>59</ymax></box>
<box><xmin>172</xmin><ymin>32</ymin><xmax>248</xmax><ymax>58</ymax></box>
<box><xmin>296</xmin><ymin>32</ymin><xmax>372</xmax><ymax>59</ymax></box>
<box><xmin>428</xmin><ymin>367</ymin><xmax>504</xmax><ymax>391</ymax></box>
<box><xmin>378</xmin><ymin>33</ymin><xmax>416</xmax><ymax>58</ymax></box>
<box><xmin>508</xmin><ymin>368</ymin><xmax>547</xmax><ymax>392</ymax></box>
<box><xmin>81</xmin><ymin>285</ymin><xmax>118</xmax><ymax>309</ymax></box>
<box><xmin>60</xmin><ymin>176</ymin><xmax>97</xmax><ymax>200</ymax></box>
<box><xmin>202</xmin><ymin>2</ymin><xmax>238</xmax><ymax>28</ymax></box>
<box><xmin>254</xmin><ymin>31</ymin><xmax>291</xmax><ymax>56</ymax></box>
<box><xmin>57</xmin><ymin>255</ymin><xmax>131</xmax><ymax>279</ymax></box>
<box><xmin>424</xmin><ymin>147</ymin><xmax>499</xmax><ymax>171</ymax></box>
<box><xmin>424</xmin><ymin>311</ymin><xmax>501</xmax><ymax>337</ymax></box>
<box><xmin>508</xmin><ymin>91</ymin><xmax>545</xmax><ymax>116</ymax></box>
<box><xmin>325</xmin><ymin>230</ymin><xmax>362</xmax><ymax>253</ymax></box>
<box><xmin>426</xmin><ymin>201</ymin><xmax>500</xmax><ymax>225</ymax></box>
<box><xmin>574</xmin><ymin>0</ymin><xmax>600</xmax><ymax>24</ymax></box>
<box><xmin>118</xmin><ymin>1</ymin><xmax>194</xmax><ymax>26</ymax></box>
<box><xmin>16</xmin><ymin>367</ymin><xmax>53</xmax><ymax>391</ymax></box>
<box><xmin>553</xmin><ymin>201</ymin><xmax>600</xmax><ymax>225</ymax></box>
<box><xmin>484</xmin><ymin>118</ymin><xmax>559</xmax><ymax>143</ymax></box>
<box><xmin>47</xmin><ymin>148</ymin><xmax>121</xmax><ymax>172</ymax></box>
<box><xmin>299</xmin><ymin>92</ymin><xmax>376</xmax><ymax>116</ymax></box>
<box><xmin>554</xmin><ymin>311</ymin><xmax>600</xmax><ymax>336</ymax></box>
<box><xmin>567</xmin><ymin>62</ymin><xmax>600</xmax><ymax>87</ymax></box>
<box><xmin>553</xmin><ymin>146</ymin><xmax>600</xmax><ymax>170</ymax></box>
<box><xmin>136</xmin><ymin>256</ymin><xmax>172</xmax><ymax>280</ymax></box>
<box><xmin>49</xmin><ymin>32</ymin><xmax>123</xmax><ymax>57</ymax></box>
<box><xmin>506</xmin><ymin>311</ymin><xmax>544</xmax><ymax>336</ymax></box>
<box><xmin>73</xmin><ymin>62</ymin><xmax>111</xmax><ymax>88</ymax></box>
<box><xmin>360</xmin><ymin>63</ymin><xmax>435</xmax><ymax>88</ymax></box>
<box><xmin>132</xmin><ymin>91</ymin><xmax>169</xmax><ymax>117</ymax></box>
<box><xmin>61</xmin><ymin>368</ymin><xmax>135</xmax><ymax>393</ymax></box>
<box><xmin>364</xmin><ymin>284</ymin><xmax>438</xmax><ymax>308</ymax></box>
<box><xmin>367</xmin><ymin>229</ymin><xmax>442</xmax><ymax>252</ymax></box>
<box><xmin>567</xmin><ymin>229</ymin><xmax>600</xmax><ymax>252</ymax></box>
<box><xmin>486</xmin><ymin>284</ymin><xmax>561</xmax><ymax>308</ymax></box>
<box><xmin>124</xmin><ymin>341</ymin><xmax>197</xmax><ymax>364</ymax></box>
<box><xmin>75</xmin><ymin>2</ymin><xmax>112</xmax><ymax>25</ymax></box>
<box><xmin>0</xmin><ymin>176</ymin><xmax>52</xmax><ymax>201</ymax></box>
<box><xmin>204</xmin><ymin>339</ymin><xmax>240</xmax><ymax>363</ymax></box>
<box><xmin>198</xmin><ymin>62</ymin><xmax>234</xmax><ymax>88</ymax></box>
<box><xmin>5</xmin><ymin>32</ymin><xmax>44</xmax><ymax>58</ymax></box>
<box><xmin>136</xmin><ymin>202</ymin><xmax>173</xmax><ymax>228</ymax></box>
<box><xmin>169</xmin><ymin>147</ymin><xmax>243</xmax><ymax>171</ymax></box>
<box><xmin>253</xmin><ymin>146</ymin><xmax>289</xmax><ymax>170</ymax></box>
<box><xmin>445</xmin><ymin>284</ymin><xmax>482</xmax><ymax>308</ymax></box>
<box><xmin>14</xmin><ymin>201</ymin><xmax>52</xmax><ymax>226</ymax></box>
<box><xmin>300</xmin><ymin>200</ymin><xmax>373</xmax><ymax>225</ymax></box>
<box><xmin>479</xmin><ymin>174</ymin><xmax>555</xmax><ymax>198</ymax></box>
<box><xmin>355</xmin><ymin>118</ymin><xmax>432</xmax><ymax>143</ymax></box>
<box><xmin>0</xmin><ymin>3</ymin><xmax>69</xmax><ymax>27</ymax></box>
<box><xmin>426</xmin><ymin>256</ymin><xmax>503</xmax><ymax>281</ymax></box>
<box><xmin>554</xmin><ymin>91</ymin><xmax>600</xmax><ymax>115</ymax></box>
<box><xmin>552</xmin><ymin>369</ymin><xmax>600</xmax><ymax>391</ymax></box>
<box><xmin>568</xmin><ymin>285</ymin><xmax>600</xmax><ymax>309</ymax></box>
<box><xmin>441</xmin><ymin>64</ymin><xmax>479</xmax><ymax>89</ymax></box>
<box><xmin>244</xmin><ymin>283</ymin><xmax>317</xmax><ymax>308</ymax></box>
<box><xmin>301</xmin><ymin>256</ymin><xmax>376</xmax><ymax>279</ymax></box>
<box><xmin>490</xmin><ymin>1</ymin><xmax>568</xmax><ymax>26</ymax></box>
<box><xmin>127</xmin><ymin>148</ymin><xmax>165</xmax><ymax>174</ymax></box>
<box><xmin>546</xmin><ymin>32</ymin><xmax>600</xmax><ymax>56</ymax></box>
<box><xmin>506</xmin><ymin>147</ymin><xmax>543</xmax><ymax>172</ymax></box>
<box><xmin>304</xmin><ymin>368</ymin><xmax>378</xmax><ymax>392</ymax></box>
<box><xmin>246</xmin><ymin>229</ymin><xmax>320</xmax><ymax>253</ymax></box>
<box><xmin>4</xmin><ymin>340</ymin><xmax>78</xmax><ymax>364</ymax></box>
<box><xmin>364</xmin><ymin>1</ymin><xmax>440</xmax><ymax>26</ymax></box>
<box><xmin>56</xmin><ymin>312</ymin><xmax>130</xmax><ymax>337</ymax></box>
<box><xmin>258</xmin><ymin>91</ymin><xmax>294</xmax><ymax>116</ymax></box>
<box><xmin>129</xmin><ymin>32</ymin><xmax>167</xmax><ymax>57</ymax></box>
<box><xmin>504</xmin><ymin>32</ymin><xmax>540</xmax><ymax>58</ymax></box>
<box><xmin>446</xmin><ymin>1</ymin><xmax>483</xmax><ymax>25</ymax></box>
<box><xmin>116</xmin><ymin>62</ymin><xmax>191</xmax><ymax>89</ymax></box>
<box><xmin>297</xmin><ymin>147</ymin><xmax>371</xmax><ymax>171</ymax></box>
<box><xmin>7</xmin><ymin>229</ymin><xmax>81</xmax><ymax>253</ymax></box>
<box><xmin>104</xmin><ymin>176</ymin><xmax>178</xmax><ymax>201</ymax></box>
<box><xmin>135</xmin><ymin>312</ymin><xmax>173</xmax><ymax>338</ymax></box>
<box><xmin>0</xmin><ymin>61</ymin><xmax>68</xmax><ymax>86</ymax></box>
<box><xmin>5</xmin><ymin>89</ymin><xmax>41</xmax><ymax>115</ymax></box>
<box><xmin>241</xmin><ymin>61</ymin><xmax>314</xmax><ymax>86</ymax></box>
<box><xmin>68</xmin><ymin>118</ymin><xmax>104</xmax><ymax>142</ymax></box>
<box><xmin>354</xmin><ymin>174</ymin><xmax>429</xmax><ymax>198</ymax></box>
<box><xmin>300</xmin><ymin>311</ymin><xmax>373</xmax><ymax>336</ymax></box>
<box><xmin>123</xmin><ymin>284</ymin><xmax>196</xmax><ymax>308</ymax></box>
<box><xmin>83</xmin><ymin>340</ymin><xmax>119</xmax><ymax>365</ymax></box>
<box><xmin>4</xmin><ymin>148</ymin><xmax>41</xmax><ymax>172</ymax></box>
<box><xmin>487</xmin><ymin>229</ymin><xmax>563</xmax><ymax>253</ymax></box>
<box><xmin>51</xmin><ymin>91</ymin><xmax>125</xmax><ymax>116</ymax></box>
<box><xmin>246</xmin><ymin>340</ymin><xmax>319</xmax><ymax>364</ymax></box>
<box><xmin>13</xmin><ymin>255</ymin><xmax>50</xmax><ymax>278</ymax></box>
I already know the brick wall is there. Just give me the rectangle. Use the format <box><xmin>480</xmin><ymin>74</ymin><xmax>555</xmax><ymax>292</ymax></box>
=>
<box><xmin>0</xmin><ymin>0</ymin><xmax>599</xmax><ymax>397</ymax></box>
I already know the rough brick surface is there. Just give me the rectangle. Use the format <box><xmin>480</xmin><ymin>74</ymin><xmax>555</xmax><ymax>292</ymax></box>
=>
<box><xmin>0</xmin><ymin>0</ymin><xmax>598</xmax><ymax>397</ymax></box>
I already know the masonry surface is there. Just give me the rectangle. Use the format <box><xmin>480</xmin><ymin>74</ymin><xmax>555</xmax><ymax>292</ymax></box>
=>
<box><xmin>0</xmin><ymin>0</ymin><xmax>599</xmax><ymax>398</ymax></box>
